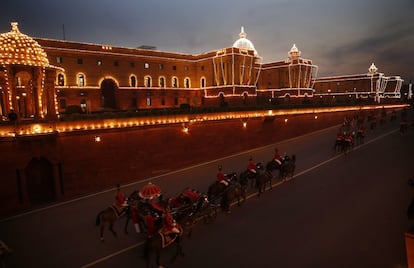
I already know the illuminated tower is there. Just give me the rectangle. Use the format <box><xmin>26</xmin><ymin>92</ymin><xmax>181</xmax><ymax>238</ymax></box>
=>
<box><xmin>0</xmin><ymin>22</ymin><xmax>60</xmax><ymax>120</ymax></box>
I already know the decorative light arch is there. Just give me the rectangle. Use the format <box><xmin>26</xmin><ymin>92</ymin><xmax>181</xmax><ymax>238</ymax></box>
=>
<box><xmin>98</xmin><ymin>76</ymin><xmax>120</xmax><ymax>87</ymax></box>
<box><xmin>129</xmin><ymin>74</ymin><xmax>137</xmax><ymax>87</ymax></box>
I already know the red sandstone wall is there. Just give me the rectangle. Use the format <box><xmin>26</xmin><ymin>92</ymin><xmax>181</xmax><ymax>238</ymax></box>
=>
<box><xmin>0</xmin><ymin>111</ymin><xmax>353</xmax><ymax>217</ymax></box>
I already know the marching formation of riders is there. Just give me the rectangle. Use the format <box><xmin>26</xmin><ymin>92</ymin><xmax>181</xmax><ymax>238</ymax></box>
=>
<box><xmin>107</xmin><ymin>147</ymin><xmax>296</xmax><ymax>241</ymax></box>
<box><xmin>334</xmin><ymin>107</ymin><xmax>411</xmax><ymax>154</ymax></box>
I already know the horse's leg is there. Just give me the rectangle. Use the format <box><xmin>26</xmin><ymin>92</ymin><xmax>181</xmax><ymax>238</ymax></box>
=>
<box><xmin>109</xmin><ymin>222</ymin><xmax>117</xmax><ymax>238</ymax></box>
<box><xmin>155</xmin><ymin>248</ymin><xmax>164</xmax><ymax>268</ymax></box>
<box><xmin>124</xmin><ymin>216</ymin><xmax>129</xmax><ymax>235</ymax></box>
<box><xmin>100</xmin><ymin>223</ymin><xmax>105</xmax><ymax>241</ymax></box>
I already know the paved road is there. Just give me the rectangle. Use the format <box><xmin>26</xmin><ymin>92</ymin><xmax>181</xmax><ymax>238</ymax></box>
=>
<box><xmin>1</xmin><ymin>112</ymin><xmax>413</xmax><ymax>268</ymax></box>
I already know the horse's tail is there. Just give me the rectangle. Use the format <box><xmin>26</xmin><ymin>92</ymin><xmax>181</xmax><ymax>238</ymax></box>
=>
<box><xmin>96</xmin><ymin>211</ymin><xmax>103</xmax><ymax>226</ymax></box>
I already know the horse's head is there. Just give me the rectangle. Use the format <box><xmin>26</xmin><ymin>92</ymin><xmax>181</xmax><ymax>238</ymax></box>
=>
<box><xmin>226</xmin><ymin>172</ymin><xmax>238</xmax><ymax>181</ymax></box>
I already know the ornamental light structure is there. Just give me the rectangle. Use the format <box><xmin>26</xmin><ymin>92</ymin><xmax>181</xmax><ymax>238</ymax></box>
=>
<box><xmin>0</xmin><ymin>22</ymin><xmax>62</xmax><ymax>121</ymax></box>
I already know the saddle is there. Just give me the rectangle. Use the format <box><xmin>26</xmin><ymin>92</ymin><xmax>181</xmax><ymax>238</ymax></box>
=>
<box><xmin>110</xmin><ymin>205</ymin><xmax>126</xmax><ymax>217</ymax></box>
<box><xmin>159</xmin><ymin>226</ymin><xmax>183</xmax><ymax>248</ymax></box>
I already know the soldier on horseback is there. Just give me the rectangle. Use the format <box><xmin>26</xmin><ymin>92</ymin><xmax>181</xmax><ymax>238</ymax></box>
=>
<box><xmin>114</xmin><ymin>184</ymin><xmax>128</xmax><ymax>216</ymax></box>
<box><xmin>273</xmin><ymin>148</ymin><xmax>283</xmax><ymax>166</ymax></box>
<box><xmin>217</xmin><ymin>165</ymin><xmax>229</xmax><ymax>186</ymax></box>
<box><xmin>247</xmin><ymin>156</ymin><xmax>257</xmax><ymax>177</ymax></box>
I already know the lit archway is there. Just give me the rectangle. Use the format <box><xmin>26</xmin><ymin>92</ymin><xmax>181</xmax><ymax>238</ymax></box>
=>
<box><xmin>101</xmin><ymin>78</ymin><xmax>118</xmax><ymax>109</ymax></box>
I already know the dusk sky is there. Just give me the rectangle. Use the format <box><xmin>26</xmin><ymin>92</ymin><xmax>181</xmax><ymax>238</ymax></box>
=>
<box><xmin>1</xmin><ymin>0</ymin><xmax>413</xmax><ymax>82</ymax></box>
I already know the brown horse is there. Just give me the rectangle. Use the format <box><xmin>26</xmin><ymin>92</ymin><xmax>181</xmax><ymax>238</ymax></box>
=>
<box><xmin>95</xmin><ymin>191</ymin><xmax>140</xmax><ymax>241</ymax></box>
<box><xmin>256</xmin><ymin>170</ymin><xmax>274</xmax><ymax>197</ymax></box>
<box><xmin>0</xmin><ymin>240</ymin><xmax>12</xmax><ymax>268</ymax></box>
<box><xmin>207</xmin><ymin>172</ymin><xmax>237</xmax><ymax>204</ymax></box>
<box><xmin>279</xmin><ymin>155</ymin><xmax>296</xmax><ymax>180</ymax></box>
<box><xmin>95</xmin><ymin>205</ymin><xmax>131</xmax><ymax>241</ymax></box>
<box><xmin>144</xmin><ymin>228</ymin><xmax>185</xmax><ymax>268</ymax></box>
<box><xmin>220</xmin><ymin>181</ymin><xmax>247</xmax><ymax>213</ymax></box>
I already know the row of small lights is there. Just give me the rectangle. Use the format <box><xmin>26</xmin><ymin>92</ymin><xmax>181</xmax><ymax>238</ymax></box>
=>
<box><xmin>0</xmin><ymin>104</ymin><xmax>408</xmax><ymax>139</ymax></box>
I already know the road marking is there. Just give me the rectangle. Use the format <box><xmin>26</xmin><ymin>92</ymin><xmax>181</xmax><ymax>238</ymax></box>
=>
<box><xmin>79</xmin><ymin>128</ymin><xmax>398</xmax><ymax>268</ymax></box>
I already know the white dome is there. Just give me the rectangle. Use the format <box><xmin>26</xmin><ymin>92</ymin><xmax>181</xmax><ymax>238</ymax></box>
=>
<box><xmin>232</xmin><ymin>27</ymin><xmax>258</xmax><ymax>56</ymax></box>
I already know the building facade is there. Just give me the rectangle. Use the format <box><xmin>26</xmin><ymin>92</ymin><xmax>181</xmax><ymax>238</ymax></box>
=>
<box><xmin>0</xmin><ymin>22</ymin><xmax>404</xmax><ymax>120</ymax></box>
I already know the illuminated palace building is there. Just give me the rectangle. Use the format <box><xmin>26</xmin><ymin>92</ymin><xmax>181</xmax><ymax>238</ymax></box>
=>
<box><xmin>0</xmin><ymin>22</ymin><xmax>404</xmax><ymax>121</ymax></box>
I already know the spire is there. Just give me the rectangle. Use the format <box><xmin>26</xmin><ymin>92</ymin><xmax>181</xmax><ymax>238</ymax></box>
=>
<box><xmin>11</xmin><ymin>22</ymin><xmax>19</xmax><ymax>33</ymax></box>
<box><xmin>368</xmin><ymin>62</ymin><xmax>378</xmax><ymax>74</ymax></box>
<box><xmin>239</xmin><ymin>26</ymin><xmax>246</xmax><ymax>39</ymax></box>
<box><xmin>288</xmin><ymin>44</ymin><xmax>301</xmax><ymax>59</ymax></box>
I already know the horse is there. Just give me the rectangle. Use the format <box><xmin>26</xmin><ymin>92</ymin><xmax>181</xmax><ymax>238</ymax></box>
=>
<box><xmin>265</xmin><ymin>160</ymin><xmax>281</xmax><ymax>173</ymax></box>
<box><xmin>255</xmin><ymin>169</ymin><xmax>274</xmax><ymax>197</ymax></box>
<box><xmin>239</xmin><ymin>162</ymin><xmax>263</xmax><ymax>189</ymax></box>
<box><xmin>207</xmin><ymin>172</ymin><xmax>237</xmax><ymax>204</ymax></box>
<box><xmin>0</xmin><ymin>240</ymin><xmax>11</xmax><ymax>268</ymax></box>
<box><xmin>220</xmin><ymin>180</ymin><xmax>247</xmax><ymax>213</ymax></box>
<box><xmin>144</xmin><ymin>225</ymin><xmax>187</xmax><ymax>268</ymax></box>
<box><xmin>356</xmin><ymin>130</ymin><xmax>365</xmax><ymax>145</ymax></box>
<box><xmin>279</xmin><ymin>155</ymin><xmax>296</xmax><ymax>180</ymax></box>
<box><xmin>95</xmin><ymin>191</ymin><xmax>139</xmax><ymax>241</ymax></box>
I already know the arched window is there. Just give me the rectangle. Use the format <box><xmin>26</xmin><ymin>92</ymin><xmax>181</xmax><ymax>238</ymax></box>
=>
<box><xmin>159</xmin><ymin>76</ymin><xmax>165</xmax><ymax>88</ymax></box>
<box><xmin>172</xmin><ymin>77</ymin><xmax>178</xmax><ymax>88</ymax></box>
<box><xmin>77</xmin><ymin>73</ymin><xmax>85</xmax><ymax>87</ymax></box>
<box><xmin>130</xmin><ymin>75</ymin><xmax>137</xmax><ymax>87</ymax></box>
<box><xmin>184</xmin><ymin>77</ymin><xmax>190</xmax><ymax>88</ymax></box>
<box><xmin>57</xmin><ymin>73</ymin><xmax>65</xmax><ymax>86</ymax></box>
<box><xmin>144</xmin><ymin>76</ymin><xmax>152</xmax><ymax>87</ymax></box>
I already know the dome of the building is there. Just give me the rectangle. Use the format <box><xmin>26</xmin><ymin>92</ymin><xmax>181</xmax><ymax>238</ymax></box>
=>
<box><xmin>232</xmin><ymin>27</ymin><xmax>258</xmax><ymax>56</ymax></box>
<box><xmin>288</xmin><ymin>44</ymin><xmax>301</xmax><ymax>59</ymax></box>
<box><xmin>0</xmin><ymin>22</ymin><xmax>50</xmax><ymax>67</ymax></box>
<box><xmin>368</xmin><ymin>62</ymin><xmax>378</xmax><ymax>74</ymax></box>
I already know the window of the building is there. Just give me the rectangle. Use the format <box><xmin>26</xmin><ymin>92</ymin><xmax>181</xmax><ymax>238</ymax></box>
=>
<box><xmin>56</xmin><ymin>56</ymin><xmax>63</xmax><ymax>63</ymax></box>
<box><xmin>201</xmin><ymin>66</ymin><xmax>204</xmax><ymax>71</ymax></box>
<box><xmin>77</xmin><ymin>74</ymin><xmax>85</xmax><ymax>87</ymax></box>
<box><xmin>80</xmin><ymin>99</ymin><xmax>87</xmax><ymax>113</ymax></box>
<box><xmin>130</xmin><ymin>75</ymin><xmax>137</xmax><ymax>87</ymax></box>
<box><xmin>172</xmin><ymin>77</ymin><xmax>178</xmax><ymax>88</ymax></box>
<box><xmin>77</xmin><ymin>58</ymin><xmax>83</xmax><ymax>64</ymax></box>
<box><xmin>159</xmin><ymin>64</ymin><xmax>163</xmax><ymax>70</ymax></box>
<box><xmin>144</xmin><ymin>76</ymin><xmax>151</xmax><ymax>87</ymax></box>
<box><xmin>184</xmin><ymin>78</ymin><xmax>190</xmax><ymax>88</ymax></box>
<box><xmin>146</xmin><ymin>97</ymin><xmax>152</xmax><ymax>106</ymax></box>
<box><xmin>172</xmin><ymin>65</ymin><xmax>177</xmax><ymax>70</ymax></box>
<box><xmin>200</xmin><ymin>77</ymin><xmax>206</xmax><ymax>88</ymax></box>
<box><xmin>114</xmin><ymin>61</ymin><xmax>119</xmax><ymax>66</ymax></box>
<box><xmin>159</xmin><ymin>77</ymin><xmax>165</xmax><ymax>88</ymax></box>
<box><xmin>184</xmin><ymin>66</ymin><xmax>189</xmax><ymax>71</ymax></box>
<box><xmin>161</xmin><ymin>97</ymin><xmax>165</xmax><ymax>106</ymax></box>
<box><xmin>144</xmin><ymin>62</ymin><xmax>150</xmax><ymax>69</ymax></box>
<box><xmin>97</xmin><ymin>60</ymin><xmax>102</xmax><ymax>66</ymax></box>
<box><xmin>57</xmin><ymin>73</ymin><xmax>65</xmax><ymax>86</ymax></box>
<box><xmin>174</xmin><ymin>97</ymin><xmax>179</xmax><ymax>105</ymax></box>
<box><xmin>130</xmin><ymin>62</ymin><xmax>135</xmax><ymax>68</ymax></box>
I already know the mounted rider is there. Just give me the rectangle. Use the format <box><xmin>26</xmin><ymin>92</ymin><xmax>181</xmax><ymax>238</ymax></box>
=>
<box><xmin>247</xmin><ymin>156</ymin><xmax>257</xmax><ymax>177</ymax></box>
<box><xmin>273</xmin><ymin>148</ymin><xmax>283</xmax><ymax>166</ymax></box>
<box><xmin>113</xmin><ymin>184</ymin><xmax>128</xmax><ymax>216</ymax></box>
<box><xmin>217</xmin><ymin>165</ymin><xmax>229</xmax><ymax>186</ymax></box>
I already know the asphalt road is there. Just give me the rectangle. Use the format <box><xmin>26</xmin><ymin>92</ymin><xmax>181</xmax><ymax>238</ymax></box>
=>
<box><xmin>1</xmin><ymin>112</ymin><xmax>413</xmax><ymax>268</ymax></box>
